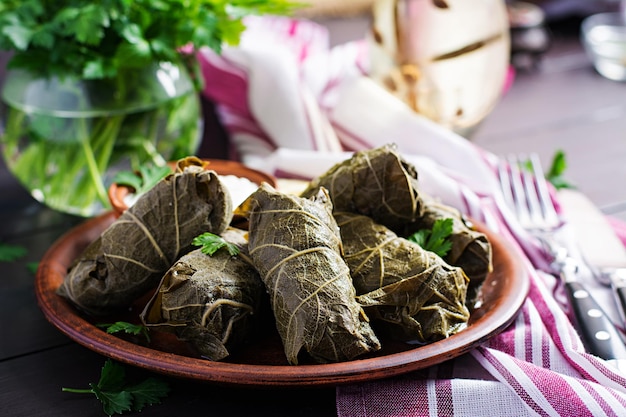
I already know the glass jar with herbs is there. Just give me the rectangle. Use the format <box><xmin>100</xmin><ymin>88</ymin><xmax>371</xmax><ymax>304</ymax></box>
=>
<box><xmin>0</xmin><ymin>0</ymin><xmax>298</xmax><ymax>216</ymax></box>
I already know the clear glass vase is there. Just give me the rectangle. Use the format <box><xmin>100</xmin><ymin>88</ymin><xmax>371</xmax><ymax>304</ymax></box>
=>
<box><xmin>368</xmin><ymin>0</ymin><xmax>510</xmax><ymax>137</ymax></box>
<box><xmin>0</xmin><ymin>61</ymin><xmax>201</xmax><ymax>217</ymax></box>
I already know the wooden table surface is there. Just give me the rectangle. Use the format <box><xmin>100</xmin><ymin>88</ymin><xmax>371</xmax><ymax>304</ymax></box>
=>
<box><xmin>2</xmin><ymin>14</ymin><xmax>625</xmax><ymax>417</ymax></box>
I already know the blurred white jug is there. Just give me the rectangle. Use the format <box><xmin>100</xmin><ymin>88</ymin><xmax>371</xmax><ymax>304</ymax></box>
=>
<box><xmin>367</xmin><ymin>0</ymin><xmax>511</xmax><ymax>136</ymax></box>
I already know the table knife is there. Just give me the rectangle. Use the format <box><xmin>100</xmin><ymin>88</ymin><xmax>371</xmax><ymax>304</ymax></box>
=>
<box><xmin>558</xmin><ymin>189</ymin><xmax>626</xmax><ymax>328</ymax></box>
<box><xmin>549</xmin><ymin>246</ymin><xmax>626</xmax><ymax>371</ymax></box>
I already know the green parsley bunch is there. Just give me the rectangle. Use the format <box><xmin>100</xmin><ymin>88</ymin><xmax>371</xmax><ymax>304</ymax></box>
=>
<box><xmin>0</xmin><ymin>0</ymin><xmax>300</xmax><ymax>81</ymax></box>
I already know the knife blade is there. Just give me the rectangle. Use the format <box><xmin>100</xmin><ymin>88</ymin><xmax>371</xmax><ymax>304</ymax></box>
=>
<box><xmin>557</xmin><ymin>189</ymin><xmax>626</xmax><ymax>328</ymax></box>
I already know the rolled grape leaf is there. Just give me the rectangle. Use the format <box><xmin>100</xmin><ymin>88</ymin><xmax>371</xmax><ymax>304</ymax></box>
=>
<box><xmin>300</xmin><ymin>144</ymin><xmax>424</xmax><ymax>235</ymax></box>
<box><xmin>247</xmin><ymin>184</ymin><xmax>381</xmax><ymax>365</ymax></box>
<box><xmin>335</xmin><ymin>212</ymin><xmax>470</xmax><ymax>343</ymax></box>
<box><xmin>57</xmin><ymin>158</ymin><xmax>233</xmax><ymax>316</ymax></box>
<box><xmin>140</xmin><ymin>228</ymin><xmax>265</xmax><ymax>361</ymax></box>
<box><xmin>411</xmin><ymin>194</ymin><xmax>492</xmax><ymax>308</ymax></box>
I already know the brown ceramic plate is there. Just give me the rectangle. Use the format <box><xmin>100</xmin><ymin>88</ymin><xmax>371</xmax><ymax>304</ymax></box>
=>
<box><xmin>35</xmin><ymin>213</ymin><xmax>528</xmax><ymax>387</ymax></box>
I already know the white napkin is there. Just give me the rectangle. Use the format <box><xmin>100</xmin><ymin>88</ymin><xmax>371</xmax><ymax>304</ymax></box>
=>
<box><xmin>200</xmin><ymin>18</ymin><xmax>492</xmax><ymax>197</ymax></box>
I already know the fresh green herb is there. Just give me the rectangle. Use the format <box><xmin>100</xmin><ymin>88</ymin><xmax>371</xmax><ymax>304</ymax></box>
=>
<box><xmin>0</xmin><ymin>0</ymin><xmax>302</xmax><ymax>80</ymax></box>
<box><xmin>0</xmin><ymin>243</ymin><xmax>38</xmax><ymax>272</ymax></box>
<box><xmin>193</xmin><ymin>232</ymin><xmax>240</xmax><ymax>256</ymax></box>
<box><xmin>113</xmin><ymin>164</ymin><xmax>171</xmax><ymax>196</ymax></box>
<box><xmin>26</xmin><ymin>261</ymin><xmax>39</xmax><ymax>274</ymax></box>
<box><xmin>407</xmin><ymin>218</ymin><xmax>454</xmax><ymax>257</ymax></box>
<box><xmin>97</xmin><ymin>321</ymin><xmax>151</xmax><ymax>343</ymax></box>
<box><xmin>545</xmin><ymin>150</ymin><xmax>575</xmax><ymax>190</ymax></box>
<box><xmin>62</xmin><ymin>360</ymin><xmax>170</xmax><ymax>416</ymax></box>
<box><xmin>0</xmin><ymin>242</ymin><xmax>27</xmax><ymax>262</ymax></box>
<box><xmin>523</xmin><ymin>150</ymin><xmax>574</xmax><ymax>190</ymax></box>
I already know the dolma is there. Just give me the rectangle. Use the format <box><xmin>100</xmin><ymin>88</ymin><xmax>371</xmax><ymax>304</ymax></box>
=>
<box><xmin>57</xmin><ymin>157</ymin><xmax>233</xmax><ymax>316</ymax></box>
<box><xmin>411</xmin><ymin>194</ymin><xmax>492</xmax><ymax>308</ymax></box>
<box><xmin>246</xmin><ymin>184</ymin><xmax>381</xmax><ymax>365</ymax></box>
<box><xmin>300</xmin><ymin>144</ymin><xmax>424</xmax><ymax>235</ymax></box>
<box><xmin>335</xmin><ymin>212</ymin><xmax>470</xmax><ymax>343</ymax></box>
<box><xmin>140</xmin><ymin>228</ymin><xmax>265</xmax><ymax>361</ymax></box>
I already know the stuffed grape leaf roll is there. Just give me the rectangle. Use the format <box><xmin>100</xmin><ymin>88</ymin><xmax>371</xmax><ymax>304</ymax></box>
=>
<box><xmin>57</xmin><ymin>158</ymin><xmax>233</xmax><ymax>316</ymax></box>
<box><xmin>300</xmin><ymin>144</ymin><xmax>424</xmax><ymax>235</ymax></box>
<box><xmin>334</xmin><ymin>212</ymin><xmax>470</xmax><ymax>343</ymax></box>
<box><xmin>140</xmin><ymin>228</ymin><xmax>265</xmax><ymax>361</ymax></box>
<box><xmin>411</xmin><ymin>194</ymin><xmax>492</xmax><ymax>308</ymax></box>
<box><xmin>246</xmin><ymin>184</ymin><xmax>381</xmax><ymax>365</ymax></box>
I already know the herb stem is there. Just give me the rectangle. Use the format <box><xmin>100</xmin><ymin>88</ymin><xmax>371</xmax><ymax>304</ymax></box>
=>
<box><xmin>78</xmin><ymin>119</ymin><xmax>109</xmax><ymax>207</ymax></box>
<box><xmin>61</xmin><ymin>387</ymin><xmax>94</xmax><ymax>394</ymax></box>
<box><xmin>141</xmin><ymin>140</ymin><xmax>167</xmax><ymax>167</ymax></box>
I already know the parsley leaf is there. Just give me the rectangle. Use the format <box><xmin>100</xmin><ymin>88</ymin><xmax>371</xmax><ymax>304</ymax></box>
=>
<box><xmin>0</xmin><ymin>242</ymin><xmax>27</xmax><ymax>262</ymax></box>
<box><xmin>62</xmin><ymin>360</ymin><xmax>170</xmax><ymax>416</ymax></box>
<box><xmin>126</xmin><ymin>378</ymin><xmax>171</xmax><ymax>412</ymax></box>
<box><xmin>90</xmin><ymin>384</ymin><xmax>133</xmax><ymax>417</ymax></box>
<box><xmin>192</xmin><ymin>232</ymin><xmax>240</xmax><ymax>256</ymax></box>
<box><xmin>112</xmin><ymin>164</ymin><xmax>171</xmax><ymax>196</ymax></box>
<box><xmin>407</xmin><ymin>218</ymin><xmax>454</xmax><ymax>257</ymax></box>
<box><xmin>545</xmin><ymin>150</ymin><xmax>575</xmax><ymax>190</ymax></box>
<box><xmin>523</xmin><ymin>150</ymin><xmax>574</xmax><ymax>190</ymax></box>
<box><xmin>26</xmin><ymin>262</ymin><xmax>39</xmax><ymax>274</ymax></box>
<box><xmin>97</xmin><ymin>321</ymin><xmax>151</xmax><ymax>343</ymax></box>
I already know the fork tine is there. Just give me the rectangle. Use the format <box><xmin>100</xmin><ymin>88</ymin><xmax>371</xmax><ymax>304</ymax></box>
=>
<box><xmin>528</xmin><ymin>153</ymin><xmax>560</xmax><ymax>226</ymax></box>
<box><xmin>498</xmin><ymin>153</ymin><xmax>560</xmax><ymax>231</ymax></box>
<box><xmin>497</xmin><ymin>159</ymin><xmax>515</xmax><ymax>209</ymax></box>
<box><xmin>506</xmin><ymin>154</ymin><xmax>532</xmax><ymax>227</ymax></box>
<box><xmin>519</xmin><ymin>154</ymin><xmax>545</xmax><ymax>227</ymax></box>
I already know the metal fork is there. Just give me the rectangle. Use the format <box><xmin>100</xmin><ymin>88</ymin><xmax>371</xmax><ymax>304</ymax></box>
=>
<box><xmin>497</xmin><ymin>153</ymin><xmax>626</xmax><ymax>365</ymax></box>
<box><xmin>498</xmin><ymin>154</ymin><xmax>559</xmax><ymax>238</ymax></box>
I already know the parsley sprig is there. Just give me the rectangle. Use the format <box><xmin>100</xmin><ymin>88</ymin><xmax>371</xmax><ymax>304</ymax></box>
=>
<box><xmin>0</xmin><ymin>0</ymin><xmax>301</xmax><ymax>80</ymax></box>
<box><xmin>545</xmin><ymin>150</ymin><xmax>575</xmax><ymax>190</ymax></box>
<box><xmin>408</xmin><ymin>218</ymin><xmax>454</xmax><ymax>257</ymax></box>
<box><xmin>113</xmin><ymin>164</ymin><xmax>171</xmax><ymax>196</ymax></box>
<box><xmin>0</xmin><ymin>242</ymin><xmax>38</xmax><ymax>273</ymax></box>
<box><xmin>193</xmin><ymin>232</ymin><xmax>240</xmax><ymax>256</ymax></box>
<box><xmin>97</xmin><ymin>321</ymin><xmax>151</xmax><ymax>343</ymax></box>
<box><xmin>0</xmin><ymin>242</ymin><xmax>27</xmax><ymax>262</ymax></box>
<box><xmin>62</xmin><ymin>360</ymin><xmax>170</xmax><ymax>416</ymax></box>
<box><xmin>523</xmin><ymin>150</ymin><xmax>574</xmax><ymax>190</ymax></box>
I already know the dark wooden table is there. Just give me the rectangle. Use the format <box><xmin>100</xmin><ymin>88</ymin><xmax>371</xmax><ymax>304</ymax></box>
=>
<box><xmin>2</xmin><ymin>13</ymin><xmax>626</xmax><ymax>417</ymax></box>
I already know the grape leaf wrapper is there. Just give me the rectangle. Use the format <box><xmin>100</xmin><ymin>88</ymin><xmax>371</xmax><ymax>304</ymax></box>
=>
<box><xmin>411</xmin><ymin>194</ymin><xmax>492</xmax><ymax>308</ymax></box>
<box><xmin>300</xmin><ymin>144</ymin><xmax>424</xmax><ymax>235</ymax></box>
<box><xmin>335</xmin><ymin>212</ymin><xmax>470</xmax><ymax>343</ymax></box>
<box><xmin>247</xmin><ymin>184</ymin><xmax>381</xmax><ymax>365</ymax></box>
<box><xmin>57</xmin><ymin>157</ymin><xmax>233</xmax><ymax>316</ymax></box>
<box><xmin>140</xmin><ymin>228</ymin><xmax>265</xmax><ymax>361</ymax></box>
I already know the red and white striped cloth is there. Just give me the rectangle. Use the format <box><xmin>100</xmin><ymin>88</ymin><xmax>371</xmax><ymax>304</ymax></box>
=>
<box><xmin>198</xmin><ymin>16</ymin><xmax>626</xmax><ymax>417</ymax></box>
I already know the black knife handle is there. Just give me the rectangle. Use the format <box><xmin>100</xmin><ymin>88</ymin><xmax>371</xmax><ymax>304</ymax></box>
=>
<box><xmin>612</xmin><ymin>284</ymin><xmax>626</xmax><ymax>329</ymax></box>
<box><xmin>607</xmin><ymin>269</ymin><xmax>626</xmax><ymax>328</ymax></box>
<box><xmin>564</xmin><ymin>280</ymin><xmax>626</xmax><ymax>360</ymax></box>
